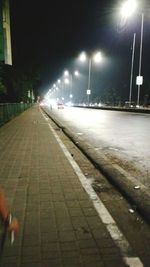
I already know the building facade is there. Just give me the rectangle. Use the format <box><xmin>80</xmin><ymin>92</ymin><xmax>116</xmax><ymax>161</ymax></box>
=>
<box><xmin>0</xmin><ymin>0</ymin><xmax>12</xmax><ymax>65</ymax></box>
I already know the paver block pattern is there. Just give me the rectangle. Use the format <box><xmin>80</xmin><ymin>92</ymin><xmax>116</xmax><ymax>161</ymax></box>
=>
<box><xmin>0</xmin><ymin>107</ymin><xmax>128</xmax><ymax>267</ymax></box>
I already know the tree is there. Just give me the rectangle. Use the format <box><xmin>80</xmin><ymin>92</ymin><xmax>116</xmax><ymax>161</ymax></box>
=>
<box><xmin>0</xmin><ymin>80</ymin><xmax>7</xmax><ymax>101</ymax></box>
<box><xmin>2</xmin><ymin>63</ymin><xmax>41</xmax><ymax>102</ymax></box>
<box><xmin>0</xmin><ymin>62</ymin><xmax>7</xmax><ymax>102</ymax></box>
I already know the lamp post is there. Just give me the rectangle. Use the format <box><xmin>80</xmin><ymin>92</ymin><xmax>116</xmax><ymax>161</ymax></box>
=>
<box><xmin>120</xmin><ymin>0</ymin><xmax>144</xmax><ymax>107</ymax></box>
<box><xmin>87</xmin><ymin>58</ymin><xmax>92</xmax><ymax>104</ymax></box>
<box><xmin>137</xmin><ymin>12</ymin><xmax>144</xmax><ymax>107</ymax></box>
<box><xmin>120</xmin><ymin>0</ymin><xmax>137</xmax><ymax>106</ymax></box>
<box><xmin>79</xmin><ymin>51</ymin><xmax>102</xmax><ymax>105</ymax></box>
<box><xmin>57</xmin><ymin>79</ymin><xmax>62</xmax><ymax>100</ymax></box>
<box><xmin>64</xmin><ymin>70</ymin><xmax>79</xmax><ymax>101</ymax></box>
<box><xmin>129</xmin><ymin>32</ymin><xmax>136</xmax><ymax>106</ymax></box>
<box><xmin>69</xmin><ymin>74</ymin><xmax>73</xmax><ymax>100</ymax></box>
<box><xmin>56</xmin><ymin>78</ymin><xmax>66</xmax><ymax>102</ymax></box>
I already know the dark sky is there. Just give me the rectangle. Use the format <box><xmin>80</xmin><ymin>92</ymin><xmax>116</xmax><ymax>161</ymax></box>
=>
<box><xmin>9</xmin><ymin>0</ymin><xmax>150</xmax><ymax>98</ymax></box>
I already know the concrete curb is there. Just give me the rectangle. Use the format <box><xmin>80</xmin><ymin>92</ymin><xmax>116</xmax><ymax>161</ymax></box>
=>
<box><xmin>74</xmin><ymin>105</ymin><xmax>150</xmax><ymax>114</ymax></box>
<box><xmin>43</xmin><ymin>107</ymin><xmax>150</xmax><ymax>224</ymax></box>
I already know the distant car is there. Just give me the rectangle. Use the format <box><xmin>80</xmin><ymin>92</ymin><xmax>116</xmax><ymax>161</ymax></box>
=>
<box><xmin>39</xmin><ymin>101</ymin><xmax>45</xmax><ymax>107</ymax></box>
<box><xmin>125</xmin><ymin>101</ymin><xmax>136</xmax><ymax>108</ymax></box>
<box><xmin>57</xmin><ymin>102</ymin><xmax>64</xmax><ymax>109</ymax></box>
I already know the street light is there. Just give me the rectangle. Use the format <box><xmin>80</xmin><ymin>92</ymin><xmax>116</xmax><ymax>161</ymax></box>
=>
<box><xmin>120</xmin><ymin>0</ymin><xmax>137</xmax><ymax>18</ymax></box>
<box><xmin>120</xmin><ymin>0</ymin><xmax>137</xmax><ymax>106</ymax></box>
<box><xmin>93</xmin><ymin>52</ymin><xmax>102</xmax><ymax>63</ymax></box>
<box><xmin>137</xmin><ymin>12</ymin><xmax>144</xmax><ymax>107</ymax></box>
<box><xmin>74</xmin><ymin>70</ymin><xmax>79</xmax><ymax>76</ymax></box>
<box><xmin>79</xmin><ymin>51</ymin><xmax>102</xmax><ymax>104</ymax></box>
<box><xmin>64</xmin><ymin>78</ymin><xmax>69</xmax><ymax>84</ymax></box>
<box><xmin>129</xmin><ymin>32</ymin><xmax>136</xmax><ymax>106</ymax></box>
<box><xmin>79</xmin><ymin>52</ymin><xmax>86</xmax><ymax>62</ymax></box>
<box><xmin>64</xmin><ymin>70</ymin><xmax>69</xmax><ymax>77</ymax></box>
<box><xmin>64</xmin><ymin>70</ymin><xmax>80</xmax><ymax>100</ymax></box>
<box><xmin>120</xmin><ymin>0</ymin><xmax>144</xmax><ymax>107</ymax></box>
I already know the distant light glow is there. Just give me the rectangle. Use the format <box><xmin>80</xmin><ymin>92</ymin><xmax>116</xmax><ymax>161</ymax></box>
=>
<box><xmin>93</xmin><ymin>52</ymin><xmax>102</xmax><ymax>63</ymax></box>
<box><xmin>120</xmin><ymin>0</ymin><xmax>137</xmax><ymax>18</ymax></box>
<box><xmin>64</xmin><ymin>78</ymin><xmax>69</xmax><ymax>84</ymax></box>
<box><xmin>79</xmin><ymin>52</ymin><xmax>87</xmax><ymax>62</ymax></box>
<box><xmin>64</xmin><ymin>70</ymin><xmax>69</xmax><ymax>76</ymax></box>
<box><xmin>66</xmin><ymin>101</ymin><xmax>73</xmax><ymax>107</ymax></box>
<box><xmin>44</xmin><ymin>97</ymin><xmax>57</xmax><ymax>107</ymax></box>
<box><xmin>79</xmin><ymin>51</ymin><xmax>102</xmax><ymax>64</ymax></box>
<box><xmin>74</xmin><ymin>70</ymin><xmax>79</xmax><ymax>76</ymax></box>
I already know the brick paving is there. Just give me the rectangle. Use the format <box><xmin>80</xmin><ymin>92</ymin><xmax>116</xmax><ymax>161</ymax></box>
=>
<box><xmin>0</xmin><ymin>106</ymin><xmax>128</xmax><ymax>267</ymax></box>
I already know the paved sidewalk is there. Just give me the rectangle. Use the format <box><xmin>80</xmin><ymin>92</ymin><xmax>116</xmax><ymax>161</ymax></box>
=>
<box><xmin>0</xmin><ymin>106</ymin><xmax>128</xmax><ymax>267</ymax></box>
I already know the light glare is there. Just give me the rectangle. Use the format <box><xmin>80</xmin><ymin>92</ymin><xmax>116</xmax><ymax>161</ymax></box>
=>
<box><xmin>64</xmin><ymin>78</ymin><xmax>69</xmax><ymax>84</ymax></box>
<box><xmin>74</xmin><ymin>70</ymin><xmax>79</xmax><ymax>76</ymax></box>
<box><xmin>93</xmin><ymin>52</ymin><xmax>102</xmax><ymax>63</ymax></box>
<box><xmin>120</xmin><ymin>0</ymin><xmax>137</xmax><ymax>18</ymax></box>
<box><xmin>79</xmin><ymin>52</ymin><xmax>87</xmax><ymax>62</ymax></box>
<box><xmin>64</xmin><ymin>70</ymin><xmax>69</xmax><ymax>76</ymax></box>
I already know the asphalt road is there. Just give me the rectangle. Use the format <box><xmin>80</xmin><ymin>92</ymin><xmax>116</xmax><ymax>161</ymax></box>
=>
<box><xmin>49</xmin><ymin>106</ymin><xmax>150</xmax><ymax>187</ymax></box>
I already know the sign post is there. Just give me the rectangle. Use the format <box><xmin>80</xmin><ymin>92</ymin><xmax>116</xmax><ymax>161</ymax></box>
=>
<box><xmin>136</xmin><ymin>76</ymin><xmax>143</xmax><ymax>86</ymax></box>
<box><xmin>87</xmin><ymin>89</ymin><xmax>91</xmax><ymax>105</ymax></box>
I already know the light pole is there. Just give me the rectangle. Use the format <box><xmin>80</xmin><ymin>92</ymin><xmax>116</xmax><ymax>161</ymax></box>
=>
<box><xmin>57</xmin><ymin>79</ymin><xmax>62</xmax><ymax>100</ymax></box>
<box><xmin>120</xmin><ymin>0</ymin><xmax>145</xmax><ymax>107</ymax></box>
<box><xmin>64</xmin><ymin>70</ymin><xmax>79</xmax><ymax>101</ymax></box>
<box><xmin>129</xmin><ymin>32</ymin><xmax>136</xmax><ymax>106</ymax></box>
<box><xmin>137</xmin><ymin>12</ymin><xmax>144</xmax><ymax>107</ymax></box>
<box><xmin>56</xmin><ymin>78</ymin><xmax>66</xmax><ymax>102</ymax></box>
<box><xmin>79</xmin><ymin>51</ymin><xmax>102</xmax><ymax>105</ymax></box>
<box><xmin>70</xmin><ymin>74</ymin><xmax>73</xmax><ymax>100</ymax></box>
<box><xmin>120</xmin><ymin>0</ymin><xmax>137</xmax><ymax>106</ymax></box>
<box><xmin>87</xmin><ymin>58</ymin><xmax>92</xmax><ymax>104</ymax></box>
<box><xmin>62</xmin><ymin>71</ymin><xmax>70</xmax><ymax>101</ymax></box>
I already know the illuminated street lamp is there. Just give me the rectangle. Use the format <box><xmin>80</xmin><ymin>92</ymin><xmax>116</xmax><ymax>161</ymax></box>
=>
<box><xmin>79</xmin><ymin>52</ymin><xmax>86</xmax><ymax>62</ymax></box>
<box><xmin>56</xmin><ymin>79</ymin><xmax>62</xmax><ymax>100</ymax></box>
<box><xmin>120</xmin><ymin>0</ymin><xmax>137</xmax><ymax>106</ymax></box>
<box><xmin>129</xmin><ymin>33</ymin><xmax>136</xmax><ymax>106</ymax></box>
<box><xmin>137</xmin><ymin>12</ymin><xmax>144</xmax><ymax>107</ymax></box>
<box><xmin>79</xmin><ymin>51</ymin><xmax>102</xmax><ymax>104</ymax></box>
<box><xmin>62</xmin><ymin>75</ymin><xmax>69</xmax><ymax>101</ymax></box>
<box><xmin>64</xmin><ymin>78</ymin><xmax>69</xmax><ymax>84</ymax></box>
<box><xmin>120</xmin><ymin>0</ymin><xmax>144</xmax><ymax>107</ymax></box>
<box><xmin>120</xmin><ymin>0</ymin><xmax>137</xmax><ymax>18</ymax></box>
<box><xmin>74</xmin><ymin>70</ymin><xmax>79</xmax><ymax>76</ymax></box>
<box><xmin>64</xmin><ymin>70</ymin><xmax>69</xmax><ymax>77</ymax></box>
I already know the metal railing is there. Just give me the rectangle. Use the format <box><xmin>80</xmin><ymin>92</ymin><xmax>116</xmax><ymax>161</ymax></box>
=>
<box><xmin>0</xmin><ymin>103</ymin><xmax>33</xmax><ymax>126</ymax></box>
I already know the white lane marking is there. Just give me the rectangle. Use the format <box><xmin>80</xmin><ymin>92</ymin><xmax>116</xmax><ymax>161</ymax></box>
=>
<box><xmin>41</xmin><ymin>111</ymin><xmax>143</xmax><ymax>267</ymax></box>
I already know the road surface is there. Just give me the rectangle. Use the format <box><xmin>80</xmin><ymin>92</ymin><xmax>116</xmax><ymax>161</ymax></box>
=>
<box><xmin>49</xmin><ymin>106</ymin><xmax>150</xmax><ymax>187</ymax></box>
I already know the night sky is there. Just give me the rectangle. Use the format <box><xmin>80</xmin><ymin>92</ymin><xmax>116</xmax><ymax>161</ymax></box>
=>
<box><xmin>9</xmin><ymin>0</ymin><xmax>150</xmax><ymax>100</ymax></box>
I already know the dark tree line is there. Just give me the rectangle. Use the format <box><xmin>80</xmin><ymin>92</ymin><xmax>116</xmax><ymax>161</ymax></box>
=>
<box><xmin>0</xmin><ymin>63</ymin><xmax>41</xmax><ymax>103</ymax></box>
